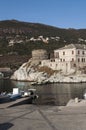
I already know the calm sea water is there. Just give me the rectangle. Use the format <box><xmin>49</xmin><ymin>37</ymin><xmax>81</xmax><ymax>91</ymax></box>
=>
<box><xmin>0</xmin><ymin>79</ymin><xmax>86</xmax><ymax>106</ymax></box>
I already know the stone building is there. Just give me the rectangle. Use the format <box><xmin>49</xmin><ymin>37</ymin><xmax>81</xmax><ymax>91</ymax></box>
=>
<box><xmin>41</xmin><ymin>44</ymin><xmax>86</xmax><ymax>73</ymax></box>
<box><xmin>32</xmin><ymin>49</ymin><xmax>48</xmax><ymax>64</ymax></box>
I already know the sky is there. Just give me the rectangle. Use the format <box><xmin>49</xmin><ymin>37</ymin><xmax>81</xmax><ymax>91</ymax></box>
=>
<box><xmin>0</xmin><ymin>0</ymin><xmax>86</xmax><ymax>29</ymax></box>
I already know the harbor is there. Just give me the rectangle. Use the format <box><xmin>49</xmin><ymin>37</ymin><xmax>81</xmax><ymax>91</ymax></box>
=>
<box><xmin>1</xmin><ymin>79</ymin><xmax>86</xmax><ymax>105</ymax></box>
<box><xmin>0</xmin><ymin>87</ymin><xmax>38</xmax><ymax>108</ymax></box>
<box><xmin>1</xmin><ymin>80</ymin><xmax>86</xmax><ymax>130</ymax></box>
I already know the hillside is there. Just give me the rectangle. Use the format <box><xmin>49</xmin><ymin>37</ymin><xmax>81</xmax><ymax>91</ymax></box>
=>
<box><xmin>0</xmin><ymin>19</ymin><xmax>86</xmax><ymax>69</ymax></box>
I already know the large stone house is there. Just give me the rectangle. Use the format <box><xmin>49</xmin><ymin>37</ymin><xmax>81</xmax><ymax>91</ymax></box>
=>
<box><xmin>41</xmin><ymin>44</ymin><xmax>86</xmax><ymax>73</ymax></box>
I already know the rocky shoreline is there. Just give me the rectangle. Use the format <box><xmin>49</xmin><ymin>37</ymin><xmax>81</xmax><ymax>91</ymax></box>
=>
<box><xmin>10</xmin><ymin>59</ymin><xmax>86</xmax><ymax>84</ymax></box>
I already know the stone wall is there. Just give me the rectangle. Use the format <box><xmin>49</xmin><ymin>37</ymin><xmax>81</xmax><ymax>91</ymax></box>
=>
<box><xmin>32</xmin><ymin>49</ymin><xmax>48</xmax><ymax>61</ymax></box>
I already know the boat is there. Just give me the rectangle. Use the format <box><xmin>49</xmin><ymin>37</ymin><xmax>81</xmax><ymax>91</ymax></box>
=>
<box><xmin>0</xmin><ymin>88</ymin><xmax>38</xmax><ymax>104</ymax></box>
<box><xmin>0</xmin><ymin>89</ymin><xmax>21</xmax><ymax>103</ymax></box>
<box><xmin>0</xmin><ymin>93</ymin><xmax>11</xmax><ymax>103</ymax></box>
<box><xmin>20</xmin><ymin>88</ymin><xmax>39</xmax><ymax>104</ymax></box>
<box><xmin>22</xmin><ymin>89</ymin><xmax>36</xmax><ymax>97</ymax></box>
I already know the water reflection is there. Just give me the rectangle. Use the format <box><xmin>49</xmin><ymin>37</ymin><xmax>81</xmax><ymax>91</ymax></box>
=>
<box><xmin>0</xmin><ymin>79</ymin><xmax>86</xmax><ymax>106</ymax></box>
<box><xmin>0</xmin><ymin>79</ymin><xmax>13</xmax><ymax>93</ymax></box>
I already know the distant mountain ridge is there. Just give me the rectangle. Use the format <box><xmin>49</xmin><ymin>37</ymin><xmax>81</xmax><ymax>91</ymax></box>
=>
<box><xmin>0</xmin><ymin>19</ymin><xmax>86</xmax><ymax>38</ymax></box>
<box><xmin>0</xmin><ymin>19</ymin><xmax>86</xmax><ymax>55</ymax></box>
<box><xmin>0</xmin><ymin>20</ymin><xmax>86</xmax><ymax>69</ymax></box>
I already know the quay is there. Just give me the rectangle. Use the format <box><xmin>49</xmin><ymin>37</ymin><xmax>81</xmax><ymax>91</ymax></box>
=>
<box><xmin>0</xmin><ymin>100</ymin><xmax>86</xmax><ymax>130</ymax></box>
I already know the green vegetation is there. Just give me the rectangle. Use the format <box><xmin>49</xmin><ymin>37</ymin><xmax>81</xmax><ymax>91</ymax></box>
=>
<box><xmin>0</xmin><ymin>20</ymin><xmax>86</xmax><ymax>56</ymax></box>
<box><xmin>0</xmin><ymin>20</ymin><xmax>86</xmax><ymax>68</ymax></box>
<box><xmin>12</xmin><ymin>41</ymin><xmax>62</xmax><ymax>55</ymax></box>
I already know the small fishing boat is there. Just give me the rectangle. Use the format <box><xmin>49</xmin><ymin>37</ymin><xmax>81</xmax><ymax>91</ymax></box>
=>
<box><xmin>0</xmin><ymin>88</ymin><xmax>38</xmax><ymax>103</ymax></box>
<box><xmin>0</xmin><ymin>94</ymin><xmax>10</xmax><ymax>103</ymax></box>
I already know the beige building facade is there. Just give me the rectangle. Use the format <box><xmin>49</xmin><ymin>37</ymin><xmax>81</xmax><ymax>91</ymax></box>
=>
<box><xmin>41</xmin><ymin>44</ymin><xmax>86</xmax><ymax>73</ymax></box>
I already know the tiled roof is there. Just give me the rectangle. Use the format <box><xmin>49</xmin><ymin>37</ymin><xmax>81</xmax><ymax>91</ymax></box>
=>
<box><xmin>58</xmin><ymin>44</ymin><xmax>86</xmax><ymax>50</ymax></box>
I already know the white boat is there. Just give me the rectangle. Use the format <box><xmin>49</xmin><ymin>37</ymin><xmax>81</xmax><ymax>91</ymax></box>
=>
<box><xmin>21</xmin><ymin>89</ymin><xmax>38</xmax><ymax>98</ymax></box>
<box><xmin>0</xmin><ymin>88</ymin><xmax>38</xmax><ymax>103</ymax></box>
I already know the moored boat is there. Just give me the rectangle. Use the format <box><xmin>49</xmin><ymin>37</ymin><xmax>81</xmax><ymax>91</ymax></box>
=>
<box><xmin>0</xmin><ymin>88</ymin><xmax>38</xmax><ymax>104</ymax></box>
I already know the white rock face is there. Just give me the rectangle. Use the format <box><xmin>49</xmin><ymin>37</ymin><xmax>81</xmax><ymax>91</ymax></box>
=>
<box><xmin>11</xmin><ymin>60</ymin><xmax>86</xmax><ymax>84</ymax></box>
<box><xmin>11</xmin><ymin>61</ymin><xmax>48</xmax><ymax>83</ymax></box>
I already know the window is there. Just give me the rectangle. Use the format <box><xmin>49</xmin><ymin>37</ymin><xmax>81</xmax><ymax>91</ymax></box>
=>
<box><xmin>78</xmin><ymin>58</ymin><xmax>80</xmax><ymax>62</ymax></box>
<box><xmin>72</xmin><ymin>58</ymin><xmax>74</xmax><ymax>62</ymax></box>
<box><xmin>84</xmin><ymin>58</ymin><xmax>85</xmax><ymax>62</ymax></box>
<box><xmin>73</xmin><ymin>64</ymin><xmax>76</xmax><ymax>67</ymax></box>
<box><xmin>51</xmin><ymin>59</ymin><xmax>55</xmax><ymax>62</ymax></box>
<box><xmin>72</xmin><ymin>50</ymin><xmax>74</xmax><ymax>54</ymax></box>
<box><xmin>63</xmin><ymin>59</ymin><xmax>65</xmax><ymax>62</ymax></box>
<box><xmin>82</xmin><ymin>51</ymin><xmax>84</xmax><ymax>55</ymax></box>
<box><xmin>78</xmin><ymin>50</ymin><xmax>80</xmax><ymax>54</ymax></box>
<box><xmin>82</xmin><ymin>58</ymin><xmax>84</xmax><ymax>62</ymax></box>
<box><xmin>60</xmin><ymin>59</ymin><xmax>62</xmax><ymax>62</ymax></box>
<box><xmin>63</xmin><ymin>51</ymin><xmax>65</xmax><ymax>55</ymax></box>
<box><xmin>82</xmin><ymin>58</ymin><xmax>85</xmax><ymax>62</ymax></box>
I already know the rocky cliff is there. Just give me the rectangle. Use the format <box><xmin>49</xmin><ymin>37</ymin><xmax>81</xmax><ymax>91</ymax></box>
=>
<box><xmin>11</xmin><ymin>59</ymin><xmax>86</xmax><ymax>84</ymax></box>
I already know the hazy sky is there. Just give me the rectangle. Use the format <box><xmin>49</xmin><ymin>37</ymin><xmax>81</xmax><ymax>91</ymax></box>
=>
<box><xmin>0</xmin><ymin>0</ymin><xmax>86</xmax><ymax>29</ymax></box>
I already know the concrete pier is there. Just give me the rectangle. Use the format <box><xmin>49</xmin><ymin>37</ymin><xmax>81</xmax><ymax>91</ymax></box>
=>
<box><xmin>0</xmin><ymin>103</ymin><xmax>86</xmax><ymax>130</ymax></box>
